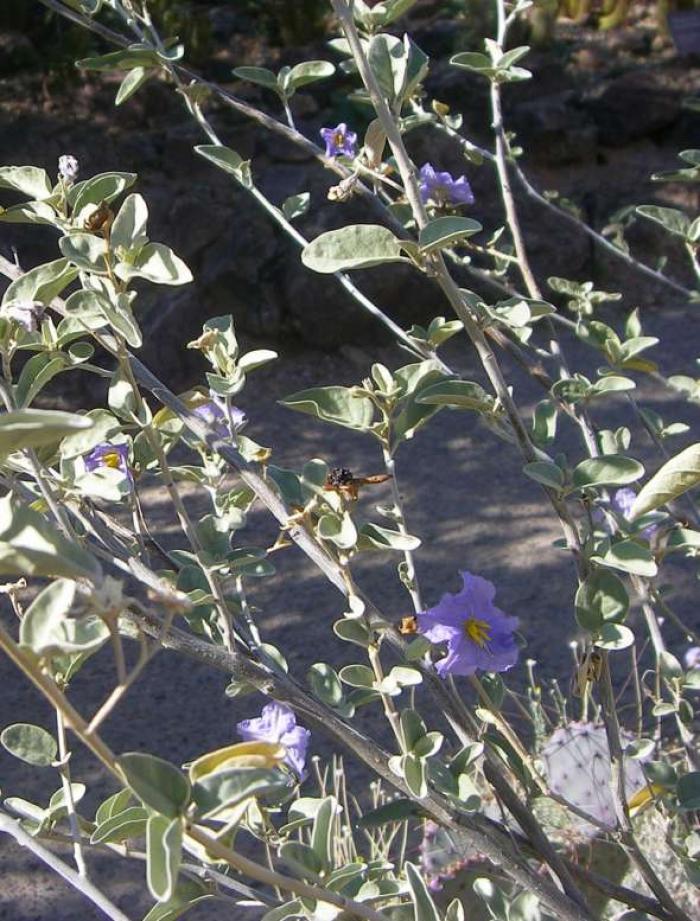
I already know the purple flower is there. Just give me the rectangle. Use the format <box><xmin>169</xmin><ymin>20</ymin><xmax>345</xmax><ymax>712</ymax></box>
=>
<box><xmin>237</xmin><ymin>702</ymin><xmax>310</xmax><ymax>779</ymax></box>
<box><xmin>320</xmin><ymin>123</ymin><xmax>357</xmax><ymax>159</ymax></box>
<box><xmin>611</xmin><ymin>487</ymin><xmax>637</xmax><ymax>520</ymax></box>
<box><xmin>84</xmin><ymin>443</ymin><xmax>131</xmax><ymax>481</ymax></box>
<box><xmin>3</xmin><ymin>300</ymin><xmax>44</xmax><ymax>333</ymax></box>
<box><xmin>193</xmin><ymin>400</ymin><xmax>247</xmax><ymax>434</ymax></box>
<box><xmin>419</xmin><ymin>163</ymin><xmax>474</xmax><ymax>207</ymax></box>
<box><xmin>193</xmin><ymin>400</ymin><xmax>226</xmax><ymax>429</ymax></box>
<box><xmin>684</xmin><ymin>646</ymin><xmax>700</xmax><ymax>670</ymax></box>
<box><xmin>417</xmin><ymin>571</ymin><xmax>519</xmax><ymax>677</ymax></box>
<box><xmin>58</xmin><ymin>155</ymin><xmax>79</xmax><ymax>185</ymax></box>
<box><xmin>596</xmin><ymin>488</ymin><xmax>658</xmax><ymax>541</ymax></box>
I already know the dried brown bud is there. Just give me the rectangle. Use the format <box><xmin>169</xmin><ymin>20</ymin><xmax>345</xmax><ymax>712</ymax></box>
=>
<box><xmin>431</xmin><ymin>100</ymin><xmax>451</xmax><ymax>118</ymax></box>
<box><xmin>84</xmin><ymin>200</ymin><xmax>114</xmax><ymax>236</ymax></box>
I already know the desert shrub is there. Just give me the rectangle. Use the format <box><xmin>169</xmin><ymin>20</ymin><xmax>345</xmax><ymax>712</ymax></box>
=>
<box><xmin>0</xmin><ymin>3</ymin><xmax>698</xmax><ymax>921</ymax></box>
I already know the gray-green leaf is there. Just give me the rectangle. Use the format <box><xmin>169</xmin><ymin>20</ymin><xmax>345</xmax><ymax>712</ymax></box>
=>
<box><xmin>0</xmin><ymin>409</ymin><xmax>92</xmax><ymax>458</ymax></box>
<box><xmin>575</xmin><ymin>570</ymin><xmax>629</xmax><ymax>631</ymax></box>
<box><xmin>418</xmin><ymin>216</ymin><xmax>482</xmax><ymax>253</ymax></box>
<box><xmin>0</xmin><ymin>495</ymin><xmax>101</xmax><ymax>580</ymax></box>
<box><xmin>115</xmin><ymin>242</ymin><xmax>192</xmax><ymax>286</ymax></box>
<box><xmin>147</xmin><ymin>814</ymin><xmax>182</xmax><ymax>903</ymax></box>
<box><xmin>631</xmin><ymin>443</ymin><xmax>700</xmax><ymax>518</ymax></box>
<box><xmin>280</xmin><ymin>386</ymin><xmax>375</xmax><ymax>431</ymax></box>
<box><xmin>572</xmin><ymin>455</ymin><xmax>644</xmax><ymax>488</ymax></box>
<box><xmin>406</xmin><ymin>861</ymin><xmax>440</xmax><ymax>921</ymax></box>
<box><xmin>301</xmin><ymin>225</ymin><xmax>406</xmax><ymax>273</ymax></box>
<box><xmin>1</xmin><ymin>723</ymin><xmax>57</xmax><ymax>766</ymax></box>
<box><xmin>117</xmin><ymin>753</ymin><xmax>191</xmax><ymax>818</ymax></box>
<box><xmin>20</xmin><ymin>578</ymin><xmax>109</xmax><ymax>657</ymax></box>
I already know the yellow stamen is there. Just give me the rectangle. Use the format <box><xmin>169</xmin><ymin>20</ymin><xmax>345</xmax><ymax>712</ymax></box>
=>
<box><xmin>464</xmin><ymin>617</ymin><xmax>491</xmax><ymax>647</ymax></box>
<box><xmin>102</xmin><ymin>452</ymin><xmax>121</xmax><ymax>470</ymax></box>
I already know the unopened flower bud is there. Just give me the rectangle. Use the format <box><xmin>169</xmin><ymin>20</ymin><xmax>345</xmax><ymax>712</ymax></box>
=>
<box><xmin>327</xmin><ymin>175</ymin><xmax>358</xmax><ymax>203</ymax></box>
<box><xmin>58</xmin><ymin>154</ymin><xmax>79</xmax><ymax>185</ymax></box>
<box><xmin>431</xmin><ymin>100</ymin><xmax>450</xmax><ymax>118</ymax></box>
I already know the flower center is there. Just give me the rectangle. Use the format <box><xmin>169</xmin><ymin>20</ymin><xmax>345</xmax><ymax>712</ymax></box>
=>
<box><xmin>102</xmin><ymin>451</ymin><xmax>121</xmax><ymax>470</ymax></box>
<box><xmin>334</xmin><ymin>131</ymin><xmax>345</xmax><ymax>148</ymax></box>
<box><xmin>464</xmin><ymin>617</ymin><xmax>491</xmax><ymax>647</ymax></box>
<box><xmin>434</xmin><ymin>183</ymin><xmax>450</xmax><ymax>203</ymax></box>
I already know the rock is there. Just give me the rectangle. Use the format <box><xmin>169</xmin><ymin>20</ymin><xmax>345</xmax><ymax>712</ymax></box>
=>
<box><xmin>256</xmin><ymin>163</ymin><xmax>317</xmax><ymax>208</ymax></box>
<box><xmin>606</xmin><ymin>27</ymin><xmax>653</xmax><ymax>56</ymax></box>
<box><xmin>208</xmin><ymin>7</ymin><xmax>253</xmax><ymax>43</ymax></box>
<box><xmin>257</xmin><ymin>129</ymin><xmax>317</xmax><ymax>164</ymax></box>
<box><xmin>425</xmin><ymin>63</ymin><xmax>491</xmax><ymax>130</ymax></box>
<box><xmin>164</xmin><ymin>192</ymin><xmax>230</xmax><ymax>261</ymax></box>
<box><xmin>0</xmin><ymin>32</ymin><xmax>37</xmax><ymax>76</ymax></box>
<box><xmin>290</xmin><ymin>92</ymin><xmax>319</xmax><ymax>119</ymax></box>
<box><xmin>509</xmin><ymin>92</ymin><xmax>598</xmax><ymax>166</ymax></box>
<box><xmin>583</xmin><ymin>70</ymin><xmax>681</xmax><ymax>146</ymax></box>
<box><xmin>570</xmin><ymin>46</ymin><xmax>609</xmax><ymax>74</ymax></box>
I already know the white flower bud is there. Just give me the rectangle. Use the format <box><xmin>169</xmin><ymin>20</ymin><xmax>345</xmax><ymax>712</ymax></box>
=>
<box><xmin>58</xmin><ymin>154</ymin><xmax>79</xmax><ymax>184</ymax></box>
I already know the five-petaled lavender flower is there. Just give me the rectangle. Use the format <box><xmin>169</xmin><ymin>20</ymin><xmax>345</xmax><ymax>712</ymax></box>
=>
<box><xmin>3</xmin><ymin>300</ymin><xmax>44</xmax><ymax>333</ymax></box>
<box><xmin>320</xmin><ymin>123</ymin><xmax>357</xmax><ymax>159</ymax></box>
<box><xmin>417</xmin><ymin>571</ymin><xmax>519</xmax><ymax>677</ymax></box>
<box><xmin>193</xmin><ymin>400</ymin><xmax>246</xmax><ymax>434</ymax></box>
<box><xmin>595</xmin><ymin>487</ymin><xmax>658</xmax><ymax>541</ymax></box>
<box><xmin>58</xmin><ymin>155</ymin><xmax>79</xmax><ymax>185</ymax></box>
<box><xmin>237</xmin><ymin>701</ymin><xmax>310</xmax><ymax>779</ymax></box>
<box><xmin>419</xmin><ymin>163</ymin><xmax>474</xmax><ymax>208</ymax></box>
<box><xmin>84</xmin><ymin>443</ymin><xmax>131</xmax><ymax>482</ymax></box>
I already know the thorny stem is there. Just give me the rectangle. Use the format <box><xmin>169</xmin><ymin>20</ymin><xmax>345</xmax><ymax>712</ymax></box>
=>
<box><xmin>107</xmin><ymin>617</ymin><xmax>128</xmax><ymax>686</ymax></box>
<box><xmin>367</xmin><ymin>642</ymin><xmax>405</xmax><ymax>752</ymax></box>
<box><xmin>186</xmin><ymin>825</ymin><xmax>393</xmax><ymax>921</ymax></box>
<box><xmin>652</xmin><ymin>590</ymin><xmax>700</xmax><ymax>645</ymax></box>
<box><xmin>381</xmin><ymin>448</ymin><xmax>423</xmax><ymax>612</ymax></box>
<box><xmin>510</xmin><ymin>160</ymin><xmax>694</xmax><ymax>301</ymax></box>
<box><xmin>113</xmin><ymin>342</ymin><xmax>238</xmax><ymax>653</ymax></box>
<box><xmin>0</xmin><ymin>810</ymin><xmax>133</xmax><ymax>921</ymax></box>
<box><xmin>281</xmin><ymin>96</ymin><xmax>296</xmax><ymax>131</ymax></box>
<box><xmin>631</xmin><ymin>642</ymin><xmax>644</xmax><ymax>737</ymax></box>
<box><xmin>0</xmin><ymin>377</ymin><xmax>78</xmax><ymax>540</ymax></box>
<box><xmin>55</xmin><ymin>710</ymin><xmax>88</xmax><ymax>878</ymax></box>
<box><xmin>489</xmin><ymin>73</ymin><xmax>541</xmax><ymax>297</ymax></box>
<box><xmin>599</xmin><ymin>654</ymin><xmax>691</xmax><ymax>921</ymax></box>
<box><xmin>686</xmin><ymin>241</ymin><xmax>700</xmax><ymax>286</ymax></box>
<box><xmin>235</xmin><ymin>575</ymin><xmax>262</xmax><ymax>650</ymax></box>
